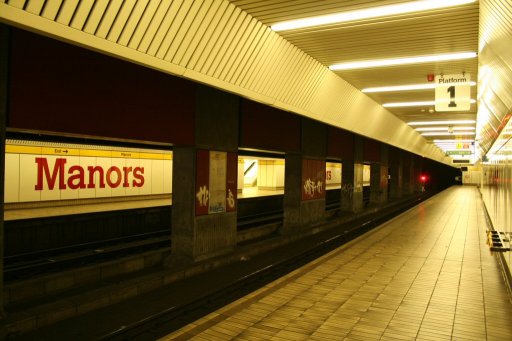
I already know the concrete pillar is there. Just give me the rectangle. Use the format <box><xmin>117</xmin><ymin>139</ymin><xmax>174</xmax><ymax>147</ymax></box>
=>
<box><xmin>370</xmin><ymin>162</ymin><xmax>387</xmax><ymax>205</ymax></box>
<box><xmin>283</xmin><ymin>153</ymin><xmax>302</xmax><ymax>233</ymax></box>
<box><xmin>171</xmin><ymin>85</ymin><xmax>239</xmax><ymax>262</ymax></box>
<box><xmin>413</xmin><ymin>156</ymin><xmax>422</xmax><ymax>193</ymax></box>
<box><xmin>353</xmin><ymin>137</ymin><xmax>364</xmax><ymax>211</ymax></box>
<box><xmin>402</xmin><ymin>154</ymin><xmax>412</xmax><ymax>195</ymax></box>
<box><xmin>380</xmin><ymin>143</ymin><xmax>389</xmax><ymax>203</ymax></box>
<box><xmin>0</xmin><ymin>25</ymin><xmax>8</xmax><ymax>318</ymax></box>
<box><xmin>341</xmin><ymin>136</ymin><xmax>364</xmax><ymax>212</ymax></box>
<box><xmin>341</xmin><ymin>161</ymin><xmax>355</xmax><ymax>212</ymax></box>
<box><xmin>353</xmin><ymin>163</ymin><xmax>364</xmax><ymax>211</ymax></box>
<box><xmin>282</xmin><ymin>119</ymin><xmax>326</xmax><ymax>233</ymax></box>
<box><xmin>389</xmin><ymin>149</ymin><xmax>403</xmax><ymax>200</ymax></box>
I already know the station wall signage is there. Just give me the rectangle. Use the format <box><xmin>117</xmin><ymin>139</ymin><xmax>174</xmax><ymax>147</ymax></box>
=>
<box><xmin>4</xmin><ymin>140</ymin><xmax>172</xmax><ymax>203</ymax></box>
<box><xmin>435</xmin><ymin>73</ymin><xmax>471</xmax><ymax>111</ymax></box>
<box><xmin>302</xmin><ymin>159</ymin><xmax>326</xmax><ymax>201</ymax></box>
<box><xmin>195</xmin><ymin>150</ymin><xmax>237</xmax><ymax>215</ymax></box>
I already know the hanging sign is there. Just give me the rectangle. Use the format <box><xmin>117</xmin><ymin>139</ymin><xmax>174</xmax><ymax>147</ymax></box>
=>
<box><xmin>435</xmin><ymin>73</ymin><xmax>471</xmax><ymax>111</ymax></box>
<box><xmin>446</xmin><ymin>150</ymin><xmax>472</xmax><ymax>156</ymax></box>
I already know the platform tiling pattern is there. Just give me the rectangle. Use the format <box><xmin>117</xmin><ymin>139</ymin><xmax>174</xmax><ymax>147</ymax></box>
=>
<box><xmin>163</xmin><ymin>187</ymin><xmax>512</xmax><ymax>340</ymax></box>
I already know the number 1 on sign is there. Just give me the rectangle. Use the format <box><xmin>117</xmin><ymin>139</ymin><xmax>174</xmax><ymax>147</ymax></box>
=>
<box><xmin>447</xmin><ymin>86</ymin><xmax>456</xmax><ymax>107</ymax></box>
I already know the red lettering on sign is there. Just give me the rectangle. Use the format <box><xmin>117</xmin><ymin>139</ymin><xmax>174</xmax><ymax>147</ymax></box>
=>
<box><xmin>123</xmin><ymin>167</ymin><xmax>133</xmax><ymax>188</ymax></box>
<box><xmin>87</xmin><ymin>166</ymin><xmax>106</xmax><ymax>188</ymax></box>
<box><xmin>35</xmin><ymin>158</ymin><xmax>66</xmax><ymax>190</ymax></box>
<box><xmin>106</xmin><ymin>166</ymin><xmax>122</xmax><ymax>188</ymax></box>
<box><xmin>68</xmin><ymin>165</ymin><xmax>86</xmax><ymax>189</ymax></box>
<box><xmin>34</xmin><ymin>158</ymin><xmax>145</xmax><ymax>191</ymax></box>
<box><xmin>133</xmin><ymin>167</ymin><xmax>144</xmax><ymax>187</ymax></box>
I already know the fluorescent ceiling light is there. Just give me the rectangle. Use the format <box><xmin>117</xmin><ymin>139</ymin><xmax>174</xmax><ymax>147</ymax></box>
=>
<box><xmin>434</xmin><ymin>139</ymin><xmax>474</xmax><ymax>143</ymax></box>
<box><xmin>363</xmin><ymin>81</ymin><xmax>476</xmax><ymax>93</ymax></box>
<box><xmin>271</xmin><ymin>0</ymin><xmax>476</xmax><ymax>31</ymax></box>
<box><xmin>422</xmin><ymin>132</ymin><xmax>476</xmax><ymax>136</ymax></box>
<box><xmin>384</xmin><ymin>101</ymin><xmax>435</xmax><ymax>107</ymax></box>
<box><xmin>384</xmin><ymin>99</ymin><xmax>476</xmax><ymax>107</ymax></box>
<box><xmin>416</xmin><ymin>127</ymin><xmax>475</xmax><ymax>131</ymax></box>
<box><xmin>330</xmin><ymin>52</ymin><xmax>476</xmax><ymax>71</ymax></box>
<box><xmin>408</xmin><ymin>120</ymin><xmax>476</xmax><ymax>126</ymax></box>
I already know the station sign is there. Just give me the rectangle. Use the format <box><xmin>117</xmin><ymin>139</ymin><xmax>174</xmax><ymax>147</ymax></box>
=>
<box><xmin>195</xmin><ymin>150</ymin><xmax>237</xmax><ymax>215</ymax></box>
<box><xmin>435</xmin><ymin>73</ymin><xmax>471</xmax><ymax>111</ymax></box>
<box><xmin>446</xmin><ymin>150</ymin><xmax>472</xmax><ymax>156</ymax></box>
<box><xmin>4</xmin><ymin>140</ymin><xmax>172</xmax><ymax>204</ymax></box>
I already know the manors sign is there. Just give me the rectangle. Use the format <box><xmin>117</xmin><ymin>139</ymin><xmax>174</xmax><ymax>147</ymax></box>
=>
<box><xmin>5</xmin><ymin>141</ymin><xmax>172</xmax><ymax>203</ymax></box>
<box><xmin>35</xmin><ymin>157</ymin><xmax>145</xmax><ymax>190</ymax></box>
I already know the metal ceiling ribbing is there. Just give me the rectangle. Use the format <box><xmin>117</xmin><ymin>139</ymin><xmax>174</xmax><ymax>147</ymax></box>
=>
<box><xmin>477</xmin><ymin>0</ymin><xmax>512</xmax><ymax>157</ymax></box>
<box><xmin>232</xmin><ymin>0</ymin><xmax>480</xmax><ymax>141</ymax></box>
<box><xmin>0</xmin><ymin>0</ymin><xmax>452</xmax><ymax>162</ymax></box>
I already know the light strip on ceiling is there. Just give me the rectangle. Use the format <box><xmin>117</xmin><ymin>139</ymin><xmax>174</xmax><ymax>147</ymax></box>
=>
<box><xmin>422</xmin><ymin>132</ymin><xmax>476</xmax><ymax>136</ymax></box>
<box><xmin>362</xmin><ymin>81</ymin><xmax>476</xmax><ymax>93</ymax></box>
<box><xmin>271</xmin><ymin>0</ymin><xmax>476</xmax><ymax>31</ymax></box>
<box><xmin>383</xmin><ymin>99</ymin><xmax>476</xmax><ymax>107</ymax></box>
<box><xmin>434</xmin><ymin>139</ymin><xmax>474</xmax><ymax>143</ymax></box>
<box><xmin>408</xmin><ymin>120</ymin><xmax>476</xmax><ymax>126</ymax></box>
<box><xmin>330</xmin><ymin>52</ymin><xmax>476</xmax><ymax>71</ymax></box>
<box><xmin>415</xmin><ymin>127</ymin><xmax>476</xmax><ymax>131</ymax></box>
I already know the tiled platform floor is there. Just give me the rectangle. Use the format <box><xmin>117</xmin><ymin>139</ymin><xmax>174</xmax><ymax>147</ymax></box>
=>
<box><xmin>163</xmin><ymin>187</ymin><xmax>512</xmax><ymax>340</ymax></box>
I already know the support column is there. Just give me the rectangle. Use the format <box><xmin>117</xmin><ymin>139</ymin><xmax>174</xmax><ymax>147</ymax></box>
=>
<box><xmin>413</xmin><ymin>156</ymin><xmax>422</xmax><ymax>193</ymax></box>
<box><xmin>370</xmin><ymin>162</ymin><xmax>384</xmax><ymax>205</ymax></box>
<box><xmin>0</xmin><ymin>25</ymin><xmax>8</xmax><ymax>318</ymax></box>
<box><xmin>379</xmin><ymin>144</ymin><xmax>389</xmax><ymax>203</ymax></box>
<box><xmin>389</xmin><ymin>148</ymin><xmax>403</xmax><ymax>200</ymax></box>
<box><xmin>341</xmin><ymin>161</ymin><xmax>355</xmax><ymax>212</ymax></box>
<box><xmin>352</xmin><ymin>137</ymin><xmax>364</xmax><ymax>212</ymax></box>
<box><xmin>402</xmin><ymin>154</ymin><xmax>413</xmax><ymax>195</ymax></box>
<box><xmin>283</xmin><ymin>153</ymin><xmax>301</xmax><ymax>234</ymax></box>
<box><xmin>341</xmin><ymin>136</ymin><xmax>364</xmax><ymax>212</ymax></box>
<box><xmin>282</xmin><ymin>119</ymin><xmax>326</xmax><ymax>233</ymax></box>
<box><xmin>171</xmin><ymin>85</ymin><xmax>239</xmax><ymax>262</ymax></box>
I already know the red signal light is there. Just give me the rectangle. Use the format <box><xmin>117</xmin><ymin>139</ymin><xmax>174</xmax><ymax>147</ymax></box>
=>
<box><xmin>420</xmin><ymin>175</ymin><xmax>427</xmax><ymax>182</ymax></box>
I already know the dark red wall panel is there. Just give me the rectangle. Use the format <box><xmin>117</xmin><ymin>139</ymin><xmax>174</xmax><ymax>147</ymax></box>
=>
<box><xmin>240</xmin><ymin>100</ymin><xmax>300</xmax><ymax>152</ymax></box>
<box><xmin>327</xmin><ymin>127</ymin><xmax>354</xmax><ymax>160</ymax></box>
<box><xmin>363</xmin><ymin>138</ymin><xmax>381</xmax><ymax>163</ymax></box>
<box><xmin>8</xmin><ymin>29</ymin><xmax>195</xmax><ymax>145</ymax></box>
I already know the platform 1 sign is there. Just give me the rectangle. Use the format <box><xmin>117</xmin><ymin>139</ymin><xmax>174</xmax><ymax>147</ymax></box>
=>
<box><xmin>435</xmin><ymin>74</ymin><xmax>471</xmax><ymax>111</ymax></box>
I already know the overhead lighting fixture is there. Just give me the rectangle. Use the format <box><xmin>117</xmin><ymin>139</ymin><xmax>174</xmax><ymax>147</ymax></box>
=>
<box><xmin>408</xmin><ymin>120</ymin><xmax>476</xmax><ymax>126</ymax></box>
<box><xmin>434</xmin><ymin>139</ymin><xmax>474</xmax><ymax>143</ymax></box>
<box><xmin>384</xmin><ymin>101</ymin><xmax>435</xmax><ymax>107</ymax></box>
<box><xmin>422</xmin><ymin>132</ymin><xmax>476</xmax><ymax>136</ymax></box>
<box><xmin>362</xmin><ymin>81</ymin><xmax>476</xmax><ymax>93</ymax></box>
<box><xmin>415</xmin><ymin>127</ymin><xmax>476</xmax><ymax>131</ymax></box>
<box><xmin>330</xmin><ymin>52</ymin><xmax>476</xmax><ymax>71</ymax></box>
<box><xmin>384</xmin><ymin>99</ymin><xmax>476</xmax><ymax>107</ymax></box>
<box><xmin>271</xmin><ymin>0</ymin><xmax>476</xmax><ymax>31</ymax></box>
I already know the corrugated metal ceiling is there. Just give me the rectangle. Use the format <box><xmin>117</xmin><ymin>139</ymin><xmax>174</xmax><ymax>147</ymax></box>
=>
<box><xmin>230</xmin><ymin>0</ymin><xmax>480</xmax><ymax>147</ymax></box>
<box><xmin>4</xmin><ymin>0</ymin><xmax>508</xmax><ymax>163</ymax></box>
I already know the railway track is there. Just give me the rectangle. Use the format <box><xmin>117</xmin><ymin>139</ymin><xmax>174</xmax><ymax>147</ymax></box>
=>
<box><xmin>96</xmin><ymin>194</ymin><xmax>428</xmax><ymax>341</ymax></box>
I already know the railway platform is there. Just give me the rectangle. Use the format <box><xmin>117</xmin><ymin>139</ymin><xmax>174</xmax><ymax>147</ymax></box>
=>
<box><xmin>13</xmin><ymin>186</ymin><xmax>512</xmax><ymax>340</ymax></box>
<box><xmin>164</xmin><ymin>186</ymin><xmax>512</xmax><ymax>340</ymax></box>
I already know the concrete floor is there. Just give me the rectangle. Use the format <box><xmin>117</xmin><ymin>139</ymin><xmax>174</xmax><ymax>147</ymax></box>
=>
<box><xmin>163</xmin><ymin>186</ymin><xmax>512</xmax><ymax>341</ymax></box>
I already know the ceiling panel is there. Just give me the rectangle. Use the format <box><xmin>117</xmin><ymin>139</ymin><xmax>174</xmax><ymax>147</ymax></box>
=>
<box><xmin>230</xmin><ymin>0</ymin><xmax>480</xmax><ymax>156</ymax></box>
